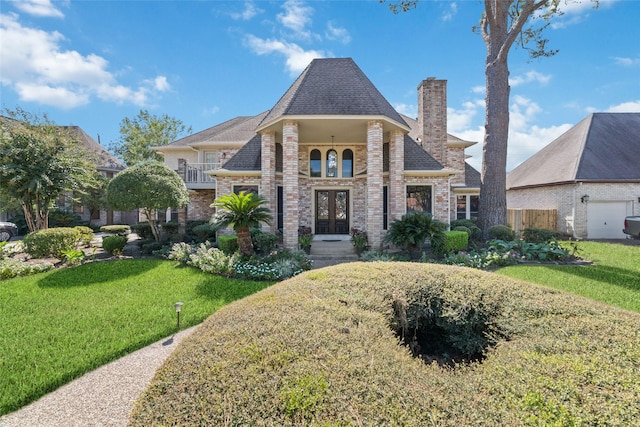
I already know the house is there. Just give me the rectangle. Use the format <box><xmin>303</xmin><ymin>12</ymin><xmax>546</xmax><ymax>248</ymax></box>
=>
<box><xmin>507</xmin><ymin>112</ymin><xmax>640</xmax><ymax>239</ymax></box>
<box><xmin>0</xmin><ymin>116</ymin><xmax>134</xmax><ymax>226</ymax></box>
<box><xmin>156</xmin><ymin>58</ymin><xmax>480</xmax><ymax>249</ymax></box>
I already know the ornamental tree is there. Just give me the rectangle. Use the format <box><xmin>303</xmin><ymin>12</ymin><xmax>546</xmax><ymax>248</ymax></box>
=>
<box><xmin>105</xmin><ymin>161</ymin><xmax>189</xmax><ymax>241</ymax></box>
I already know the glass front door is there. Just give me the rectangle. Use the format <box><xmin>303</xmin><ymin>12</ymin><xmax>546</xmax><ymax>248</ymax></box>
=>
<box><xmin>315</xmin><ymin>190</ymin><xmax>349</xmax><ymax>234</ymax></box>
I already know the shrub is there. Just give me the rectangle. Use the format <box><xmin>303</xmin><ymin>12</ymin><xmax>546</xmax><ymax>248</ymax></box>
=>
<box><xmin>131</xmin><ymin>263</ymin><xmax>640</xmax><ymax>426</ymax></box>
<box><xmin>141</xmin><ymin>241</ymin><xmax>163</xmax><ymax>255</ymax></box>
<box><xmin>74</xmin><ymin>226</ymin><xmax>94</xmax><ymax>247</ymax></box>
<box><xmin>0</xmin><ymin>259</ymin><xmax>54</xmax><ymax>280</ymax></box>
<box><xmin>251</xmin><ymin>229</ymin><xmax>278</xmax><ymax>254</ymax></box>
<box><xmin>218</xmin><ymin>235</ymin><xmax>239</xmax><ymax>255</ymax></box>
<box><xmin>190</xmin><ymin>223</ymin><xmax>218</xmax><ymax>243</ymax></box>
<box><xmin>384</xmin><ymin>212</ymin><xmax>446</xmax><ymax>257</ymax></box>
<box><xmin>450</xmin><ymin>219</ymin><xmax>482</xmax><ymax>241</ymax></box>
<box><xmin>102</xmin><ymin>235</ymin><xmax>127</xmax><ymax>256</ymax></box>
<box><xmin>23</xmin><ymin>228</ymin><xmax>81</xmax><ymax>258</ymax></box>
<box><xmin>131</xmin><ymin>222</ymin><xmax>154</xmax><ymax>240</ymax></box>
<box><xmin>167</xmin><ymin>242</ymin><xmax>195</xmax><ymax>264</ymax></box>
<box><xmin>487</xmin><ymin>224</ymin><xmax>515</xmax><ymax>241</ymax></box>
<box><xmin>188</xmin><ymin>244</ymin><xmax>239</xmax><ymax>277</ymax></box>
<box><xmin>432</xmin><ymin>230</ymin><xmax>469</xmax><ymax>257</ymax></box>
<box><xmin>99</xmin><ymin>225</ymin><xmax>131</xmax><ymax>236</ymax></box>
<box><xmin>522</xmin><ymin>227</ymin><xmax>561</xmax><ymax>243</ymax></box>
<box><xmin>48</xmin><ymin>209</ymin><xmax>82</xmax><ymax>228</ymax></box>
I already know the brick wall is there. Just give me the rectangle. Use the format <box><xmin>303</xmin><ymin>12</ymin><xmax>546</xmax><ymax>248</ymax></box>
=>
<box><xmin>417</xmin><ymin>78</ymin><xmax>447</xmax><ymax>165</ymax></box>
<box><xmin>283</xmin><ymin>120</ymin><xmax>299</xmax><ymax>249</ymax></box>
<box><xmin>366</xmin><ymin>121</ymin><xmax>384</xmax><ymax>248</ymax></box>
<box><xmin>261</xmin><ymin>130</ymin><xmax>276</xmax><ymax>233</ymax></box>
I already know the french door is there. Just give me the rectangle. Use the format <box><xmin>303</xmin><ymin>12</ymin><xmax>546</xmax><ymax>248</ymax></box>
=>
<box><xmin>315</xmin><ymin>190</ymin><xmax>349</xmax><ymax>234</ymax></box>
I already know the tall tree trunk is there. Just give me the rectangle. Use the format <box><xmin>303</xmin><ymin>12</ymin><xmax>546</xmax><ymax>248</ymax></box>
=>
<box><xmin>479</xmin><ymin>57</ymin><xmax>510</xmax><ymax>236</ymax></box>
<box><xmin>236</xmin><ymin>226</ymin><xmax>254</xmax><ymax>257</ymax></box>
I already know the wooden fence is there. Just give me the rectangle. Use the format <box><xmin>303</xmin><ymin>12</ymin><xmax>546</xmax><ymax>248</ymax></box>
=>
<box><xmin>507</xmin><ymin>209</ymin><xmax>557</xmax><ymax>237</ymax></box>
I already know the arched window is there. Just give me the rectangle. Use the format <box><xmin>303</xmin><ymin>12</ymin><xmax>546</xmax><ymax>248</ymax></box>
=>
<box><xmin>326</xmin><ymin>149</ymin><xmax>338</xmax><ymax>177</ymax></box>
<box><xmin>342</xmin><ymin>149</ymin><xmax>353</xmax><ymax>177</ymax></box>
<box><xmin>310</xmin><ymin>149</ymin><xmax>321</xmax><ymax>177</ymax></box>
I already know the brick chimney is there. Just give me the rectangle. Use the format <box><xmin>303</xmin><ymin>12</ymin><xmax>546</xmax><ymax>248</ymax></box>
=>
<box><xmin>417</xmin><ymin>78</ymin><xmax>447</xmax><ymax>166</ymax></box>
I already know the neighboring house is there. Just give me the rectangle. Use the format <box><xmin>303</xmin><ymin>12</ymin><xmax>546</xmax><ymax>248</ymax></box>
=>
<box><xmin>156</xmin><ymin>58</ymin><xmax>480</xmax><ymax>249</ymax></box>
<box><xmin>507</xmin><ymin>112</ymin><xmax>640</xmax><ymax>239</ymax></box>
<box><xmin>57</xmin><ymin>126</ymin><xmax>138</xmax><ymax>226</ymax></box>
<box><xmin>0</xmin><ymin>116</ymin><xmax>135</xmax><ymax>226</ymax></box>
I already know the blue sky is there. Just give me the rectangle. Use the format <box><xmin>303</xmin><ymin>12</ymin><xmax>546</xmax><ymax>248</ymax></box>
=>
<box><xmin>1</xmin><ymin>0</ymin><xmax>639</xmax><ymax>171</ymax></box>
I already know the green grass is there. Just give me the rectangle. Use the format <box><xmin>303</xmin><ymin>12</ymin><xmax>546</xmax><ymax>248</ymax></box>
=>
<box><xmin>497</xmin><ymin>241</ymin><xmax>640</xmax><ymax>313</ymax></box>
<box><xmin>0</xmin><ymin>259</ymin><xmax>273</xmax><ymax>415</ymax></box>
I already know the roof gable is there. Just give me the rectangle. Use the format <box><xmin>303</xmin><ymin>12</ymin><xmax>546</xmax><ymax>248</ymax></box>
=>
<box><xmin>260</xmin><ymin>58</ymin><xmax>407</xmax><ymax>127</ymax></box>
<box><xmin>507</xmin><ymin>113</ymin><xmax>640</xmax><ymax>189</ymax></box>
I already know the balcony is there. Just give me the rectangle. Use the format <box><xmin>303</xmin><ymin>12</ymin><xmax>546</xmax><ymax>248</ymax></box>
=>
<box><xmin>183</xmin><ymin>163</ymin><xmax>216</xmax><ymax>189</ymax></box>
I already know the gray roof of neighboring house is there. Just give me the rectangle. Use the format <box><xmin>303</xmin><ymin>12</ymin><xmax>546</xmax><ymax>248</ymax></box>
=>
<box><xmin>260</xmin><ymin>58</ymin><xmax>407</xmax><ymax>127</ymax></box>
<box><xmin>507</xmin><ymin>112</ymin><xmax>640</xmax><ymax>189</ymax></box>
<box><xmin>66</xmin><ymin>126</ymin><xmax>125</xmax><ymax>171</ymax></box>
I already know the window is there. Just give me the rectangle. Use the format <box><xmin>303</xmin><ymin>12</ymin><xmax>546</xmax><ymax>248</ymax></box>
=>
<box><xmin>383</xmin><ymin>143</ymin><xmax>390</xmax><ymax>172</ymax></box>
<box><xmin>383</xmin><ymin>186</ymin><xmax>388</xmax><ymax>230</ymax></box>
<box><xmin>310</xmin><ymin>149</ymin><xmax>321</xmax><ymax>177</ymax></box>
<box><xmin>342</xmin><ymin>149</ymin><xmax>353</xmax><ymax>178</ymax></box>
<box><xmin>456</xmin><ymin>195</ymin><xmax>480</xmax><ymax>219</ymax></box>
<box><xmin>275</xmin><ymin>143</ymin><xmax>283</xmax><ymax>172</ymax></box>
<box><xmin>233</xmin><ymin>185</ymin><xmax>259</xmax><ymax>195</ymax></box>
<box><xmin>326</xmin><ymin>149</ymin><xmax>338</xmax><ymax>177</ymax></box>
<box><xmin>406</xmin><ymin>185</ymin><xmax>432</xmax><ymax>214</ymax></box>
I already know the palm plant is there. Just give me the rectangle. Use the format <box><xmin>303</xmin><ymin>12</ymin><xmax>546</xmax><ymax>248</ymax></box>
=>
<box><xmin>384</xmin><ymin>212</ymin><xmax>445</xmax><ymax>258</ymax></box>
<box><xmin>211</xmin><ymin>192</ymin><xmax>272</xmax><ymax>257</ymax></box>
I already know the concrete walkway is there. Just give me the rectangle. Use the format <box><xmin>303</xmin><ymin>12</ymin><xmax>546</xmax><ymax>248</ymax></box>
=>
<box><xmin>0</xmin><ymin>326</ymin><xmax>199</xmax><ymax>427</ymax></box>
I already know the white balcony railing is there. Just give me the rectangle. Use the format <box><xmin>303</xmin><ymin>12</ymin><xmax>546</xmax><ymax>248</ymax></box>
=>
<box><xmin>184</xmin><ymin>163</ymin><xmax>216</xmax><ymax>185</ymax></box>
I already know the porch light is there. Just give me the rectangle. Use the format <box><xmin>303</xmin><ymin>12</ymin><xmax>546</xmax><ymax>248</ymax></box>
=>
<box><xmin>174</xmin><ymin>302</ymin><xmax>183</xmax><ymax>329</ymax></box>
<box><xmin>580</xmin><ymin>195</ymin><xmax>590</xmax><ymax>203</ymax></box>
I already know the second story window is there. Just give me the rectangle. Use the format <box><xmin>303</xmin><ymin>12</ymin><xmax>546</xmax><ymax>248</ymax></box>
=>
<box><xmin>326</xmin><ymin>149</ymin><xmax>338</xmax><ymax>177</ymax></box>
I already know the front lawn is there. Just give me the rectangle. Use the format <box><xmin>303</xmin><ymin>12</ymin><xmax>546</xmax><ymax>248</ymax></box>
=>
<box><xmin>497</xmin><ymin>241</ymin><xmax>640</xmax><ymax>313</ymax></box>
<box><xmin>0</xmin><ymin>259</ymin><xmax>273</xmax><ymax>415</ymax></box>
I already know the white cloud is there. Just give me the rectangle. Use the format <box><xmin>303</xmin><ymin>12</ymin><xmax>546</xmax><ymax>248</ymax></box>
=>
<box><xmin>548</xmin><ymin>0</ymin><xmax>613</xmax><ymax>29</ymax></box>
<box><xmin>10</xmin><ymin>0</ymin><xmax>64</xmax><ymax>18</ymax></box>
<box><xmin>509</xmin><ymin>70</ymin><xmax>551</xmax><ymax>87</ymax></box>
<box><xmin>325</xmin><ymin>21</ymin><xmax>351</xmax><ymax>44</ymax></box>
<box><xmin>394</xmin><ymin>103</ymin><xmax>417</xmax><ymax>118</ymax></box>
<box><xmin>244</xmin><ymin>34</ymin><xmax>324</xmax><ymax>75</ymax></box>
<box><xmin>203</xmin><ymin>106</ymin><xmax>220</xmax><ymax>116</ymax></box>
<box><xmin>230</xmin><ymin>1</ymin><xmax>261</xmax><ymax>21</ymax></box>
<box><xmin>606</xmin><ymin>100</ymin><xmax>640</xmax><ymax>112</ymax></box>
<box><xmin>0</xmin><ymin>13</ymin><xmax>169</xmax><ymax>109</ymax></box>
<box><xmin>441</xmin><ymin>2</ymin><xmax>457</xmax><ymax>22</ymax></box>
<box><xmin>277</xmin><ymin>0</ymin><xmax>314</xmax><ymax>39</ymax></box>
<box><xmin>613</xmin><ymin>56</ymin><xmax>640</xmax><ymax>67</ymax></box>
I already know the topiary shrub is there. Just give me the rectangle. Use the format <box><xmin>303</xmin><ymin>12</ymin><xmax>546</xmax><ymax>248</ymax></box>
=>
<box><xmin>131</xmin><ymin>222</ymin><xmax>154</xmax><ymax>240</ymax></box>
<box><xmin>450</xmin><ymin>219</ymin><xmax>482</xmax><ymax>241</ymax></box>
<box><xmin>23</xmin><ymin>228</ymin><xmax>81</xmax><ymax>258</ymax></box>
<box><xmin>74</xmin><ymin>226</ymin><xmax>94</xmax><ymax>247</ymax></box>
<box><xmin>130</xmin><ymin>262</ymin><xmax>640</xmax><ymax>426</ymax></box>
<box><xmin>432</xmin><ymin>230</ymin><xmax>469</xmax><ymax>257</ymax></box>
<box><xmin>522</xmin><ymin>227</ymin><xmax>560</xmax><ymax>243</ymax></box>
<box><xmin>487</xmin><ymin>224</ymin><xmax>515</xmax><ymax>241</ymax></box>
<box><xmin>99</xmin><ymin>225</ymin><xmax>131</xmax><ymax>236</ymax></box>
<box><xmin>141</xmin><ymin>241</ymin><xmax>163</xmax><ymax>255</ymax></box>
<box><xmin>218</xmin><ymin>235</ymin><xmax>239</xmax><ymax>255</ymax></box>
<box><xmin>102</xmin><ymin>235</ymin><xmax>127</xmax><ymax>256</ymax></box>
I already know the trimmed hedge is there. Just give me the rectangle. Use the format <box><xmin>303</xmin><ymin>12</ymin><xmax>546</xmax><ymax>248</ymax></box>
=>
<box><xmin>102</xmin><ymin>235</ymin><xmax>127</xmax><ymax>255</ymax></box>
<box><xmin>433</xmin><ymin>230</ymin><xmax>469</xmax><ymax>256</ymax></box>
<box><xmin>23</xmin><ymin>228</ymin><xmax>81</xmax><ymax>258</ymax></box>
<box><xmin>99</xmin><ymin>225</ymin><xmax>131</xmax><ymax>236</ymax></box>
<box><xmin>488</xmin><ymin>224</ymin><xmax>516</xmax><ymax>241</ymax></box>
<box><xmin>131</xmin><ymin>263</ymin><xmax>640</xmax><ymax>426</ymax></box>
<box><xmin>74</xmin><ymin>226</ymin><xmax>94</xmax><ymax>247</ymax></box>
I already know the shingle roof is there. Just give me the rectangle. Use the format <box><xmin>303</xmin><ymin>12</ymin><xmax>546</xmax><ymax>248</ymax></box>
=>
<box><xmin>67</xmin><ymin>126</ymin><xmax>124</xmax><ymax>171</ymax></box>
<box><xmin>260</xmin><ymin>58</ymin><xmax>407</xmax><ymax>127</ymax></box>
<box><xmin>165</xmin><ymin>112</ymin><xmax>269</xmax><ymax>147</ymax></box>
<box><xmin>465</xmin><ymin>163</ymin><xmax>481</xmax><ymax>188</ymax></box>
<box><xmin>507</xmin><ymin>113</ymin><xmax>640</xmax><ymax>189</ymax></box>
<box><xmin>403</xmin><ymin>136</ymin><xmax>443</xmax><ymax>170</ymax></box>
<box><xmin>221</xmin><ymin>134</ymin><xmax>262</xmax><ymax>171</ymax></box>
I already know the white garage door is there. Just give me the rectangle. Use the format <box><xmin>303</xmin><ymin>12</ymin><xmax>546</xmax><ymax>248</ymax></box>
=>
<box><xmin>587</xmin><ymin>201</ymin><xmax>629</xmax><ymax>239</ymax></box>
